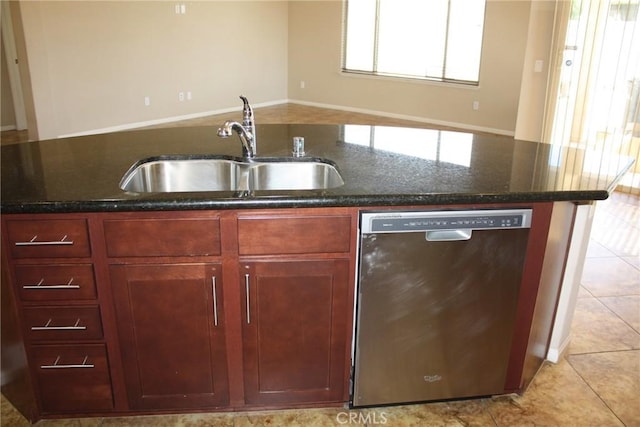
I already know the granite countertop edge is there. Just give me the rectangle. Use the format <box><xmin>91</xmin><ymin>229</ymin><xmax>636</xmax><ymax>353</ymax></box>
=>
<box><xmin>0</xmin><ymin>190</ymin><xmax>611</xmax><ymax>215</ymax></box>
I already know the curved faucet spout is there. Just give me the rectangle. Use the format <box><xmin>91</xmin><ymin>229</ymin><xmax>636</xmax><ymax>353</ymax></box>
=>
<box><xmin>217</xmin><ymin>120</ymin><xmax>255</xmax><ymax>158</ymax></box>
<box><xmin>216</xmin><ymin>96</ymin><xmax>257</xmax><ymax>158</ymax></box>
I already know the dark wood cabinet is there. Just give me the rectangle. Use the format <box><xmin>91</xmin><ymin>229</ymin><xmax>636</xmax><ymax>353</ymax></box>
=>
<box><xmin>240</xmin><ymin>260</ymin><xmax>351</xmax><ymax>405</ymax></box>
<box><xmin>103</xmin><ymin>217</ymin><xmax>221</xmax><ymax>257</ymax></box>
<box><xmin>1</xmin><ymin>215</ymin><xmax>114</xmax><ymax>417</ymax></box>
<box><xmin>31</xmin><ymin>344</ymin><xmax>113</xmax><ymax>413</ymax></box>
<box><xmin>1</xmin><ymin>208</ymin><xmax>358</xmax><ymax>419</ymax></box>
<box><xmin>104</xmin><ymin>210</ymin><xmax>355</xmax><ymax>410</ymax></box>
<box><xmin>5</xmin><ymin>218</ymin><xmax>91</xmax><ymax>259</ymax></box>
<box><xmin>110</xmin><ymin>263</ymin><xmax>228</xmax><ymax>410</ymax></box>
<box><xmin>236</xmin><ymin>211</ymin><xmax>355</xmax><ymax>405</ymax></box>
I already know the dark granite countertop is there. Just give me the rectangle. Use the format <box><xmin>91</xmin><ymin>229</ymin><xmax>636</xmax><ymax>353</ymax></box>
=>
<box><xmin>1</xmin><ymin>124</ymin><xmax>634</xmax><ymax>213</ymax></box>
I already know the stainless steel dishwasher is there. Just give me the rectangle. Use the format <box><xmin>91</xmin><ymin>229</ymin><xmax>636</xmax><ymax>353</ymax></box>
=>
<box><xmin>352</xmin><ymin>209</ymin><xmax>532</xmax><ymax>407</ymax></box>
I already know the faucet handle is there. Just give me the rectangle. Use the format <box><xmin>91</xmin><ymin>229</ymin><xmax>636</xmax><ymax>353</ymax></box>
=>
<box><xmin>238</xmin><ymin>95</ymin><xmax>256</xmax><ymax>154</ymax></box>
<box><xmin>239</xmin><ymin>95</ymin><xmax>254</xmax><ymax>126</ymax></box>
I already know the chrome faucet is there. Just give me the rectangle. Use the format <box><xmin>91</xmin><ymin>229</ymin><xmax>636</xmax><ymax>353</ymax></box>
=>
<box><xmin>217</xmin><ymin>95</ymin><xmax>256</xmax><ymax>158</ymax></box>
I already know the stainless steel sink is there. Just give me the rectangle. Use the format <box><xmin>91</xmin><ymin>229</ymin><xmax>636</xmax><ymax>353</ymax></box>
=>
<box><xmin>120</xmin><ymin>156</ymin><xmax>344</xmax><ymax>192</ymax></box>
<box><xmin>246</xmin><ymin>161</ymin><xmax>344</xmax><ymax>190</ymax></box>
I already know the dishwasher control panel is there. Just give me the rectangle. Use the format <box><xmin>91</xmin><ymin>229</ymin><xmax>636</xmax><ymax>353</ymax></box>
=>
<box><xmin>361</xmin><ymin>209</ymin><xmax>532</xmax><ymax>234</ymax></box>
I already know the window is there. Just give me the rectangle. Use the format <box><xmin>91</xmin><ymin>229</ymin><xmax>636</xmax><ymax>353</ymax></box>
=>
<box><xmin>343</xmin><ymin>0</ymin><xmax>486</xmax><ymax>85</ymax></box>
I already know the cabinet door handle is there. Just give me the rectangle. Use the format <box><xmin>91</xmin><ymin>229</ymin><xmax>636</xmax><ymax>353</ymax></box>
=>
<box><xmin>22</xmin><ymin>278</ymin><xmax>80</xmax><ymax>290</ymax></box>
<box><xmin>211</xmin><ymin>276</ymin><xmax>218</xmax><ymax>327</ymax></box>
<box><xmin>40</xmin><ymin>355</ymin><xmax>94</xmax><ymax>369</ymax></box>
<box><xmin>31</xmin><ymin>318</ymin><xmax>86</xmax><ymax>331</ymax></box>
<box><xmin>245</xmin><ymin>273</ymin><xmax>251</xmax><ymax>324</ymax></box>
<box><xmin>15</xmin><ymin>235</ymin><xmax>74</xmax><ymax>246</ymax></box>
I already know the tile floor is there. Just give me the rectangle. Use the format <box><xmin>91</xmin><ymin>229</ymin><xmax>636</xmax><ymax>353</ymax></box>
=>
<box><xmin>1</xmin><ymin>106</ymin><xmax>639</xmax><ymax>426</ymax></box>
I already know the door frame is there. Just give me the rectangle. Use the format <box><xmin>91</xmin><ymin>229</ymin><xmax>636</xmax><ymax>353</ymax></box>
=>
<box><xmin>1</xmin><ymin>1</ymin><xmax>27</xmax><ymax>131</ymax></box>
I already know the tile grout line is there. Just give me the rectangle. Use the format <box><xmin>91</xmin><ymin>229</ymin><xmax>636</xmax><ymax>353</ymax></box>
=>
<box><xmin>564</xmin><ymin>355</ymin><xmax>629</xmax><ymax>427</ymax></box>
<box><xmin>595</xmin><ymin>294</ymin><xmax>640</xmax><ymax>336</ymax></box>
<box><xmin>568</xmin><ymin>348</ymin><xmax>640</xmax><ymax>357</ymax></box>
<box><xmin>566</xmin><ymin>194</ymin><xmax>639</xmax><ymax>424</ymax></box>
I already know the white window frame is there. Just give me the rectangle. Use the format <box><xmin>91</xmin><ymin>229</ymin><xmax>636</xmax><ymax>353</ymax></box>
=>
<box><xmin>342</xmin><ymin>0</ymin><xmax>486</xmax><ymax>86</ymax></box>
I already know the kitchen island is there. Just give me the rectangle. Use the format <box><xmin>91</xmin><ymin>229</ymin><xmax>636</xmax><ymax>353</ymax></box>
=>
<box><xmin>1</xmin><ymin>124</ymin><xmax>633</xmax><ymax>422</ymax></box>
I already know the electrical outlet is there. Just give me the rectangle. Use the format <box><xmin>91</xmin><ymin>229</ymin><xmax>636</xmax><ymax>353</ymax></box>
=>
<box><xmin>179</xmin><ymin>92</ymin><xmax>185</xmax><ymax>102</ymax></box>
<box><xmin>534</xmin><ymin>60</ymin><xmax>544</xmax><ymax>73</ymax></box>
<box><xmin>300</xmin><ymin>81</ymin><xmax>306</xmax><ymax>89</ymax></box>
<box><xmin>144</xmin><ymin>96</ymin><xmax>151</xmax><ymax>106</ymax></box>
<box><xmin>472</xmin><ymin>101</ymin><xmax>480</xmax><ymax>111</ymax></box>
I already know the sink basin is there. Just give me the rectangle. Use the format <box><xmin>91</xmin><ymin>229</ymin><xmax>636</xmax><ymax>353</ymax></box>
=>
<box><xmin>120</xmin><ymin>158</ymin><xmax>242</xmax><ymax>192</ymax></box>
<box><xmin>246</xmin><ymin>161</ymin><xmax>344</xmax><ymax>191</ymax></box>
<box><xmin>120</xmin><ymin>156</ymin><xmax>344</xmax><ymax>192</ymax></box>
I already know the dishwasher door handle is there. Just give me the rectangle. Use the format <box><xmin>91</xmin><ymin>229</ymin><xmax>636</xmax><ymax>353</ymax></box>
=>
<box><xmin>425</xmin><ymin>229</ymin><xmax>472</xmax><ymax>241</ymax></box>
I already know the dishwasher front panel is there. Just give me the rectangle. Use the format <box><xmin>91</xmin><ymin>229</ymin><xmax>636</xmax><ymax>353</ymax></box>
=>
<box><xmin>352</xmin><ymin>210</ymin><xmax>531</xmax><ymax>407</ymax></box>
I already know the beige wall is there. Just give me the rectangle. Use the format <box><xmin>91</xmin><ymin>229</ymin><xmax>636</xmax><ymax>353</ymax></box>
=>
<box><xmin>515</xmin><ymin>1</ymin><xmax>557</xmax><ymax>142</ymax></box>
<box><xmin>17</xmin><ymin>1</ymin><xmax>289</xmax><ymax>139</ymax></box>
<box><xmin>288</xmin><ymin>0</ymin><xmax>533</xmax><ymax>135</ymax></box>
<box><xmin>1</xmin><ymin>33</ymin><xmax>17</xmax><ymax>129</ymax></box>
<box><xmin>13</xmin><ymin>0</ymin><xmax>553</xmax><ymax>140</ymax></box>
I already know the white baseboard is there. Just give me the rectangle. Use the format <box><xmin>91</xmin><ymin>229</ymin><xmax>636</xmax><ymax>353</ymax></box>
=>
<box><xmin>546</xmin><ymin>335</ymin><xmax>571</xmax><ymax>363</ymax></box>
<box><xmin>288</xmin><ymin>99</ymin><xmax>515</xmax><ymax>137</ymax></box>
<box><xmin>57</xmin><ymin>98</ymin><xmax>514</xmax><ymax>139</ymax></box>
<box><xmin>56</xmin><ymin>99</ymin><xmax>289</xmax><ymax>139</ymax></box>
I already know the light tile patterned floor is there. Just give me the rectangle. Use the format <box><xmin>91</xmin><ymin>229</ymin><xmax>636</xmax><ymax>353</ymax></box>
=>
<box><xmin>2</xmin><ymin>106</ymin><xmax>639</xmax><ymax>426</ymax></box>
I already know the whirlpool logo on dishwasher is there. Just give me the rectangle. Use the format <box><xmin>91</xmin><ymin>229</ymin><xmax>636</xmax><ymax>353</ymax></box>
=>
<box><xmin>423</xmin><ymin>374</ymin><xmax>443</xmax><ymax>383</ymax></box>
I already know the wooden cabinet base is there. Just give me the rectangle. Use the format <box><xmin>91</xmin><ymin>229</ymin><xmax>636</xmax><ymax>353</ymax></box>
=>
<box><xmin>110</xmin><ymin>263</ymin><xmax>229</xmax><ymax>410</ymax></box>
<box><xmin>241</xmin><ymin>259</ymin><xmax>351</xmax><ymax>406</ymax></box>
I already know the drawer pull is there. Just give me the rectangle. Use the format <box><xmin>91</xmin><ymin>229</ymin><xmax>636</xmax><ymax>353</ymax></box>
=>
<box><xmin>245</xmin><ymin>273</ymin><xmax>251</xmax><ymax>324</ymax></box>
<box><xmin>23</xmin><ymin>278</ymin><xmax>80</xmax><ymax>290</ymax></box>
<box><xmin>40</xmin><ymin>355</ymin><xmax>94</xmax><ymax>369</ymax></box>
<box><xmin>15</xmin><ymin>235</ymin><xmax>74</xmax><ymax>247</ymax></box>
<box><xmin>31</xmin><ymin>318</ymin><xmax>86</xmax><ymax>331</ymax></box>
<box><xmin>212</xmin><ymin>277</ymin><xmax>219</xmax><ymax>327</ymax></box>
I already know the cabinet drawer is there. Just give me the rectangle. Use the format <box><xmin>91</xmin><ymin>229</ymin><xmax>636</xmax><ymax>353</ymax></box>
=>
<box><xmin>14</xmin><ymin>264</ymin><xmax>97</xmax><ymax>301</ymax></box>
<box><xmin>103</xmin><ymin>218</ymin><xmax>221</xmax><ymax>257</ymax></box>
<box><xmin>238</xmin><ymin>215</ymin><xmax>352</xmax><ymax>255</ymax></box>
<box><xmin>6</xmin><ymin>219</ymin><xmax>91</xmax><ymax>259</ymax></box>
<box><xmin>24</xmin><ymin>306</ymin><xmax>103</xmax><ymax>342</ymax></box>
<box><xmin>31</xmin><ymin>344</ymin><xmax>113</xmax><ymax>413</ymax></box>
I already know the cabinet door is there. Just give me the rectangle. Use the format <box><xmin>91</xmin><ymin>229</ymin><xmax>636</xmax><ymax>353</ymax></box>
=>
<box><xmin>241</xmin><ymin>260</ymin><xmax>350</xmax><ymax>405</ymax></box>
<box><xmin>110</xmin><ymin>263</ymin><xmax>228</xmax><ymax>410</ymax></box>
